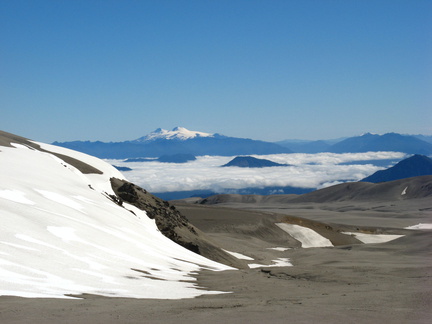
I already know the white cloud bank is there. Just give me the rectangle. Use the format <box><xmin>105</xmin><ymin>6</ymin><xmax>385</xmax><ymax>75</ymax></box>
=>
<box><xmin>106</xmin><ymin>152</ymin><xmax>406</xmax><ymax>193</ymax></box>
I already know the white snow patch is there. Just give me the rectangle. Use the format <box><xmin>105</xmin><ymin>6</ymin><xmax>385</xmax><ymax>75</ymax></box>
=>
<box><xmin>342</xmin><ymin>232</ymin><xmax>404</xmax><ymax>244</ymax></box>
<box><xmin>401</xmin><ymin>186</ymin><xmax>408</xmax><ymax>195</ymax></box>
<box><xmin>404</xmin><ymin>223</ymin><xmax>432</xmax><ymax>230</ymax></box>
<box><xmin>248</xmin><ymin>258</ymin><xmax>293</xmax><ymax>268</ymax></box>
<box><xmin>223</xmin><ymin>249</ymin><xmax>254</xmax><ymax>260</ymax></box>
<box><xmin>267</xmin><ymin>247</ymin><xmax>291</xmax><ymax>251</ymax></box>
<box><xmin>276</xmin><ymin>223</ymin><xmax>333</xmax><ymax>248</ymax></box>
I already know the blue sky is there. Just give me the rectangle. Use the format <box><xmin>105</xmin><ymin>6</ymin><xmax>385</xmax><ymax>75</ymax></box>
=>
<box><xmin>1</xmin><ymin>0</ymin><xmax>431</xmax><ymax>142</ymax></box>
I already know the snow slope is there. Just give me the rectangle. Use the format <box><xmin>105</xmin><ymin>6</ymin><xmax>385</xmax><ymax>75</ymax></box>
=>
<box><xmin>0</xmin><ymin>142</ymin><xmax>232</xmax><ymax>299</ymax></box>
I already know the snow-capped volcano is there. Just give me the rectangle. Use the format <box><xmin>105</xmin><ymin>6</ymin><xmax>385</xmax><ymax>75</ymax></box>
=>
<box><xmin>134</xmin><ymin>127</ymin><xmax>215</xmax><ymax>142</ymax></box>
<box><xmin>0</xmin><ymin>131</ymin><xmax>232</xmax><ymax>299</ymax></box>
<box><xmin>54</xmin><ymin>127</ymin><xmax>291</xmax><ymax>158</ymax></box>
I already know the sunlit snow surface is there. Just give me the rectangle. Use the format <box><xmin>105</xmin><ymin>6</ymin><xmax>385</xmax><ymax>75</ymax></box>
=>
<box><xmin>0</xmin><ymin>143</ymin><xmax>232</xmax><ymax>299</ymax></box>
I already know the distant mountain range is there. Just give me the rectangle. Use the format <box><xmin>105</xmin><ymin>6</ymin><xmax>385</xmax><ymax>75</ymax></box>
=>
<box><xmin>277</xmin><ymin>133</ymin><xmax>432</xmax><ymax>154</ymax></box>
<box><xmin>328</xmin><ymin>133</ymin><xmax>432</xmax><ymax>154</ymax></box>
<box><xmin>361</xmin><ymin>154</ymin><xmax>432</xmax><ymax>183</ymax></box>
<box><xmin>53</xmin><ymin>128</ymin><xmax>432</xmax><ymax>159</ymax></box>
<box><xmin>53</xmin><ymin>127</ymin><xmax>292</xmax><ymax>159</ymax></box>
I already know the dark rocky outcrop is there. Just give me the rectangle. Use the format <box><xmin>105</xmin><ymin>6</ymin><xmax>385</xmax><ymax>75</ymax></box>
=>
<box><xmin>110</xmin><ymin>178</ymin><xmax>246</xmax><ymax>269</ymax></box>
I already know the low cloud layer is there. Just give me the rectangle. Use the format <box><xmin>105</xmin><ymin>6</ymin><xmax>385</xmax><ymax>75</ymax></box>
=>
<box><xmin>107</xmin><ymin>152</ymin><xmax>406</xmax><ymax>193</ymax></box>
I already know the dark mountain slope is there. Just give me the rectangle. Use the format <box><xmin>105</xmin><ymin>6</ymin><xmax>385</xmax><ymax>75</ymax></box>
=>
<box><xmin>198</xmin><ymin>176</ymin><xmax>432</xmax><ymax>204</ymax></box>
<box><xmin>222</xmin><ymin>156</ymin><xmax>287</xmax><ymax>168</ymax></box>
<box><xmin>361</xmin><ymin>155</ymin><xmax>432</xmax><ymax>183</ymax></box>
<box><xmin>288</xmin><ymin>176</ymin><xmax>432</xmax><ymax>203</ymax></box>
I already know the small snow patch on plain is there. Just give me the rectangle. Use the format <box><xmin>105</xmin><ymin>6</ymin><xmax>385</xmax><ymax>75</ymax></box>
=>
<box><xmin>248</xmin><ymin>258</ymin><xmax>293</xmax><ymax>268</ymax></box>
<box><xmin>267</xmin><ymin>247</ymin><xmax>291</xmax><ymax>251</ymax></box>
<box><xmin>276</xmin><ymin>223</ymin><xmax>333</xmax><ymax>248</ymax></box>
<box><xmin>223</xmin><ymin>249</ymin><xmax>254</xmax><ymax>260</ymax></box>
<box><xmin>404</xmin><ymin>223</ymin><xmax>432</xmax><ymax>230</ymax></box>
<box><xmin>342</xmin><ymin>232</ymin><xmax>404</xmax><ymax>243</ymax></box>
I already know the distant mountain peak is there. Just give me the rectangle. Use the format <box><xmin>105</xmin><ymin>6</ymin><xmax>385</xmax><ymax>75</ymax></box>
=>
<box><xmin>134</xmin><ymin>127</ymin><xmax>214</xmax><ymax>142</ymax></box>
<box><xmin>360</xmin><ymin>132</ymin><xmax>379</xmax><ymax>136</ymax></box>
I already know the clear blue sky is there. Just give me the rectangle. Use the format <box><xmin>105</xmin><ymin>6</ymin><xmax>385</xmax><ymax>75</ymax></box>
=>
<box><xmin>1</xmin><ymin>0</ymin><xmax>431</xmax><ymax>142</ymax></box>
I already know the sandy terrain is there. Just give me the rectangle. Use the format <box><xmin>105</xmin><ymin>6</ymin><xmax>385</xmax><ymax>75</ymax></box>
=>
<box><xmin>1</xmin><ymin>197</ymin><xmax>431</xmax><ymax>324</ymax></box>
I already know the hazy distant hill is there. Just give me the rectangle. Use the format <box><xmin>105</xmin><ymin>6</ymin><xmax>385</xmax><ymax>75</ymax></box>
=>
<box><xmin>276</xmin><ymin>139</ymin><xmax>333</xmax><ymax>153</ymax></box>
<box><xmin>222</xmin><ymin>156</ymin><xmax>287</xmax><ymax>168</ymax></box>
<box><xmin>361</xmin><ymin>155</ymin><xmax>432</xmax><ymax>183</ymax></box>
<box><xmin>328</xmin><ymin>133</ymin><xmax>432</xmax><ymax>155</ymax></box>
<box><xmin>157</xmin><ymin>153</ymin><xmax>197</xmax><ymax>163</ymax></box>
<box><xmin>53</xmin><ymin>127</ymin><xmax>292</xmax><ymax>159</ymax></box>
<box><xmin>277</xmin><ymin>133</ymin><xmax>432</xmax><ymax>154</ymax></box>
<box><xmin>413</xmin><ymin>134</ymin><xmax>432</xmax><ymax>144</ymax></box>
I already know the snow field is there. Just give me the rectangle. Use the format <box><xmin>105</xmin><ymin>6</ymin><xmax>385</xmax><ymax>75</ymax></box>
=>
<box><xmin>0</xmin><ymin>143</ymin><xmax>232</xmax><ymax>299</ymax></box>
